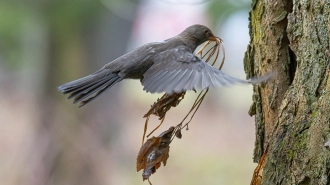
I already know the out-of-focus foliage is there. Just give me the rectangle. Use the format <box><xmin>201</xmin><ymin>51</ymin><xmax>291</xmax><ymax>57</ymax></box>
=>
<box><xmin>207</xmin><ymin>0</ymin><xmax>250</xmax><ymax>24</ymax></box>
<box><xmin>0</xmin><ymin>1</ymin><xmax>102</xmax><ymax>68</ymax></box>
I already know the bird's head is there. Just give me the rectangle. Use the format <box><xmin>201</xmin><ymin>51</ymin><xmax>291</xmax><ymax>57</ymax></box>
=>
<box><xmin>179</xmin><ymin>24</ymin><xmax>217</xmax><ymax>49</ymax></box>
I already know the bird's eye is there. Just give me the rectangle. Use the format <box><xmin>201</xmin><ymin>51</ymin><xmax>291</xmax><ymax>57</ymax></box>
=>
<box><xmin>204</xmin><ymin>29</ymin><xmax>209</xmax><ymax>34</ymax></box>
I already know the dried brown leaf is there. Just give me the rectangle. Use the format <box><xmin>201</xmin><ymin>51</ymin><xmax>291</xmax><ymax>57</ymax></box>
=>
<box><xmin>175</xmin><ymin>129</ymin><xmax>182</xmax><ymax>139</ymax></box>
<box><xmin>137</xmin><ymin>127</ymin><xmax>174</xmax><ymax>181</ymax></box>
<box><xmin>142</xmin><ymin>93</ymin><xmax>185</xmax><ymax>143</ymax></box>
<box><xmin>250</xmin><ymin>146</ymin><xmax>268</xmax><ymax>185</ymax></box>
<box><xmin>144</xmin><ymin>93</ymin><xmax>185</xmax><ymax>119</ymax></box>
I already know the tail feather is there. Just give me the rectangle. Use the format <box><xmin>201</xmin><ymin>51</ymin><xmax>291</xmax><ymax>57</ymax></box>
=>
<box><xmin>72</xmin><ymin>76</ymin><xmax>120</xmax><ymax>104</ymax></box>
<box><xmin>78</xmin><ymin>77</ymin><xmax>122</xmax><ymax>107</ymax></box>
<box><xmin>58</xmin><ymin>75</ymin><xmax>96</xmax><ymax>94</ymax></box>
<box><xmin>68</xmin><ymin>78</ymin><xmax>109</xmax><ymax>100</ymax></box>
<box><xmin>58</xmin><ymin>72</ymin><xmax>122</xmax><ymax>107</ymax></box>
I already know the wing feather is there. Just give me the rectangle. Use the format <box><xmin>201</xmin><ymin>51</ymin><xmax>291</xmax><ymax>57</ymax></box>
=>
<box><xmin>142</xmin><ymin>45</ymin><xmax>271</xmax><ymax>94</ymax></box>
<box><xmin>153</xmin><ymin>70</ymin><xmax>182</xmax><ymax>93</ymax></box>
<box><xmin>163</xmin><ymin>69</ymin><xmax>189</xmax><ymax>94</ymax></box>
<box><xmin>173</xmin><ymin>69</ymin><xmax>193</xmax><ymax>93</ymax></box>
<box><xmin>142</xmin><ymin>69</ymin><xmax>163</xmax><ymax>87</ymax></box>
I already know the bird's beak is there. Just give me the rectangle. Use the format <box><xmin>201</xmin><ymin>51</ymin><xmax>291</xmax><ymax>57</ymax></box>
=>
<box><xmin>208</xmin><ymin>35</ymin><xmax>217</xmax><ymax>41</ymax></box>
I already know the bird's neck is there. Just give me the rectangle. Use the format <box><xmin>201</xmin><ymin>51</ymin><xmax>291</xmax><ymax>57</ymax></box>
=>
<box><xmin>177</xmin><ymin>35</ymin><xmax>199</xmax><ymax>52</ymax></box>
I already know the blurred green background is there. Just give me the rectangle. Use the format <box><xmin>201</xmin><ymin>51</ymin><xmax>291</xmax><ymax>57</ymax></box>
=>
<box><xmin>0</xmin><ymin>0</ymin><xmax>256</xmax><ymax>185</ymax></box>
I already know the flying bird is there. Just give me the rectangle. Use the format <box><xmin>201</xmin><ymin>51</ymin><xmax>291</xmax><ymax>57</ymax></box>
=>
<box><xmin>58</xmin><ymin>24</ymin><xmax>270</xmax><ymax>107</ymax></box>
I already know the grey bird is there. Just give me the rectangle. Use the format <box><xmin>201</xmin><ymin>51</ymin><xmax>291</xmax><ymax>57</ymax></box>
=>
<box><xmin>58</xmin><ymin>24</ymin><xmax>269</xmax><ymax>107</ymax></box>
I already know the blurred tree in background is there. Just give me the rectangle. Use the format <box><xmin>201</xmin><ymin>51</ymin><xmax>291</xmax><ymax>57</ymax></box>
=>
<box><xmin>0</xmin><ymin>1</ymin><xmax>137</xmax><ymax>184</ymax></box>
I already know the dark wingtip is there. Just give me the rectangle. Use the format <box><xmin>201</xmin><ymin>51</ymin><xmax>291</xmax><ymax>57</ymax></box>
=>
<box><xmin>78</xmin><ymin>102</ymin><xmax>87</xmax><ymax>108</ymax></box>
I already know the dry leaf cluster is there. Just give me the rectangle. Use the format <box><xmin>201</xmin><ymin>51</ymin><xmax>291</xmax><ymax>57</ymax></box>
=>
<box><xmin>136</xmin><ymin>127</ymin><xmax>174</xmax><ymax>182</ymax></box>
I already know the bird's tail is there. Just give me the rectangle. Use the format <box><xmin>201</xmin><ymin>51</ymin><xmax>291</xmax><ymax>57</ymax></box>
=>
<box><xmin>58</xmin><ymin>72</ymin><xmax>122</xmax><ymax>107</ymax></box>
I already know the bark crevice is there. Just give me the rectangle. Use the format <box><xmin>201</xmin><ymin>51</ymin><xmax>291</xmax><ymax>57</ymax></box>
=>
<box><xmin>288</xmin><ymin>46</ymin><xmax>297</xmax><ymax>85</ymax></box>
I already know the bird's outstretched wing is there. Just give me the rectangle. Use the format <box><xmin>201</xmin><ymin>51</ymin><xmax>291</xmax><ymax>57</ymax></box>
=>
<box><xmin>142</xmin><ymin>46</ymin><xmax>270</xmax><ymax>95</ymax></box>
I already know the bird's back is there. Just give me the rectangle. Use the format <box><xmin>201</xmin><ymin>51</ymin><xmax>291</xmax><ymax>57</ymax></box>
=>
<box><xmin>104</xmin><ymin>38</ymin><xmax>187</xmax><ymax>79</ymax></box>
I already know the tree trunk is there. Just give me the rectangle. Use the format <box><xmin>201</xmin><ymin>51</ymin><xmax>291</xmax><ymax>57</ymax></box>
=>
<box><xmin>245</xmin><ymin>0</ymin><xmax>330</xmax><ymax>184</ymax></box>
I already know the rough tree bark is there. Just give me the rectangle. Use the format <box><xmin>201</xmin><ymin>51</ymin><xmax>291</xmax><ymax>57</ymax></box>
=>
<box><xmin>244</xmin><ymin>0</ymin><xmax>330</xmax><ymax>184</ymax></box>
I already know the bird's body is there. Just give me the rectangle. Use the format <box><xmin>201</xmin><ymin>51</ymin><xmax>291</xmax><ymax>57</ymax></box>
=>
<box><xmin>102</xmin><ymin>39</ymin><xmax>184</xmax><ymax>79</ymax></box>
<box><xmin>58</xmin><ymin>24</ymin><xmax>270</xmax><ymax>107</ymax></box>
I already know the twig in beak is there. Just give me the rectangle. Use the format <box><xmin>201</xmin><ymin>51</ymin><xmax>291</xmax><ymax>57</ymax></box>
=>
<box><xmin>196</xmin><ymin>40</ymin><xmax>211</xmax><ymax>56</ymax></box>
